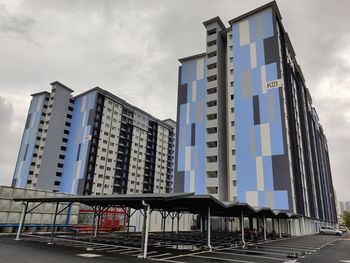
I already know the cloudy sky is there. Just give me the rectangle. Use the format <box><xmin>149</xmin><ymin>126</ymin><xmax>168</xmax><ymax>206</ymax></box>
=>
<box><xmin>0</xmin><ymin>0</ymin><xmax>349</xmax><ymax>201</ymax></box>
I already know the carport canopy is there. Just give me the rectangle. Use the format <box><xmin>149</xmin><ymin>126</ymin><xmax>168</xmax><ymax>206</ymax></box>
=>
<box><xmin>13</xmin><ymin>192</ymin><xmax>301</xmax><ymax>258</ymax></box>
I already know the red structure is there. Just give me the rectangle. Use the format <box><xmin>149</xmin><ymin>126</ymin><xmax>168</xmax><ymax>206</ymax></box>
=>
<box><xmin>74</xmin><ymin>207</ymin><xmax>127</xmax><ymax>233</ymax></box>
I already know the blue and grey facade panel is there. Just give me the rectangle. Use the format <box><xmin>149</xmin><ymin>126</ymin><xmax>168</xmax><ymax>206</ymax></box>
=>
<box><xmin>175</xmin><ymin>55</ymin><xmax>207</xmax><ymax>194</ymax></box>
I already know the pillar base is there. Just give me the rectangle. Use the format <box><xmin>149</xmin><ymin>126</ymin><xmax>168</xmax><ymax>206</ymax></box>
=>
<box><xmin>86</xmin><ymin>247</ymin><xmax>94</xmax><ymax>251</ymax></box>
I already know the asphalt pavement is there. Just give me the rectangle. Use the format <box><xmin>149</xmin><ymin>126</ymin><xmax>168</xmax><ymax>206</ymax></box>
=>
<box><xmin>298</xmin><ymin>233</ymin><xmax>350</xmax><ymax>263</ymax></box>
<box><xmin>0</xmin><ymin>233</ymin><xmax>348</xmax><ymax>262</ymax></box>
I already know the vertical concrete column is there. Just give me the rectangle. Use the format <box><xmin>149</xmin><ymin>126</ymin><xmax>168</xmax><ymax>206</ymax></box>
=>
<box><xmin>15</xmin><ymin>202</ymin><xmax>28</xmax><ymax>241</ymax></box>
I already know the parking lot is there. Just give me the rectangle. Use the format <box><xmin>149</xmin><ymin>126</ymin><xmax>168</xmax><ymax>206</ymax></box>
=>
<box><xmin>2</xmin><ymin>232</ymin><xmax>340</xmax><ymax>263</ymax></box>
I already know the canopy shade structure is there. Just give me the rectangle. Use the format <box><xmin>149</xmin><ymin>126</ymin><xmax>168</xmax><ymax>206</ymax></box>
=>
<box><xmin>13</xmin><ymin>192</ymin><xmax>194</xmax><ymax>210</ymax></box>
<box><xmin>13</xmin><ymin>192</ymin><xmax>300</xmax><ymax>218</ymax></box>
<box><xmin>13</xmin><ymin>192</ymin><xmax>302</xmax><ymax>258</ymax></box>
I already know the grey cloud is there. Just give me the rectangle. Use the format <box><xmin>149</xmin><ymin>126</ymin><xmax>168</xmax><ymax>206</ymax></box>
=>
<box><xmin>0</xmin><ymin>4</ymin><xmax>37</xmax><ymax>43</ymax></box>
<box><xmin>0</xmin><ymin>97</ymin><xmax>19</xmax><ymax>185</ymax></box>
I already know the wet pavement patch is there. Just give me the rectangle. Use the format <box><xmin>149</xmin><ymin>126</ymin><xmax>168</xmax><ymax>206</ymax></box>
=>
<box><xmin>76</xmin><ymin>253</ymin><xmax>103</xmax><ymax>258</ymax></box>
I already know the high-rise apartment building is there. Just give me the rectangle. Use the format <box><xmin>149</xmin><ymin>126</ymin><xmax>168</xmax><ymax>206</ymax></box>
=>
<box><xmin>175</xmin><ymin>1</ymin><xmax>337</xmax><ymax>223</ymax></box>
<box><xmin>13</xmin><ymin>81</ymin><xmax>176</xmax><ymax>195</ymax></box>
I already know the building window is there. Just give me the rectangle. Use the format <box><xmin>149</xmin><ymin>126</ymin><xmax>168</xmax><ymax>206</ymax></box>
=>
<box><xmin>207</xmin><ymin>100</ymin><xmax>217</xmax><ymax>107</ymax></box>
<box><xmin>57</xmin><ymin>163</ymin><xmax>64</xmax><ymax>168</ymax></box>
<box><xmin>54</xmin><ymin>181</ymin><xmax>60</xmax><ymax>186</ymax></box>
<box><xmin>207</xmin><ymin>141</ymin><xmax>217</xmax><ymax>148</ymax></box>
<box><xmin>207</xmin><ymin>127</ymin><xmax>217</xmax><ymax>134</ymax></box>
<box><xmin>207</xmin><ymin>113</ymin><xmax>217</xmax><ymax>121</ymax></box>
<box><xmin>56</xmin><ymin>172</ymin><xmax>62</xmax><ymax>177</ymax></box>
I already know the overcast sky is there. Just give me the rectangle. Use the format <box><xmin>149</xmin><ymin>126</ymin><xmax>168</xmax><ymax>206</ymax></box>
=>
<box><xmin>0</xmin><ymin>0</ymin><xmax>349</xmax><ymax>201</ymax></box>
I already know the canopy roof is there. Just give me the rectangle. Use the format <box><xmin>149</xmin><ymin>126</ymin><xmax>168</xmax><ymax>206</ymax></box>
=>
<box><xmin>13</xmin><ymin>192</ymin><xmax>299</xmax><ymax>218</ymax></box>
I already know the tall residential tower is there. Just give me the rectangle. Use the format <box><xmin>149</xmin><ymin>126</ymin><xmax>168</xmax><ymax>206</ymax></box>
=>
<box><xmin>13</xmin><ymin>82</ymin><xmax>176</xmax><ymax>195</ymax></box>
<box><xmin>175</xmin><ymin>1</ymin><xmax>337</xmax><ymax>224</ymax></box>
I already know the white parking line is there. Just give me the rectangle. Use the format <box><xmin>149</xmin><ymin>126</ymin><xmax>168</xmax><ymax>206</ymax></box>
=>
<box><xmin>106</xmin><ymin>248</ymin><xmax>136</xmax><ymax>253</ymax></box>
<box><xmin>208</xmin><ymin>251</ymin><xmax>286</xmax><ymax>261</ymax></box>
<box><xmin>120</xmin><ymin>250</ymin><xmax>142</xmax><ymax>255</ymax></box>
<box><xmin>246</xmin><ymin>245</ymin><xmax>314</xmax><ymax>252</ymax></box>
<box><xmin>148</xmin><ymin>253</ymin><xmax>172</xmax><ymax>258</ymax></box>
<box><xmin>190</xmin><ymin>254</ymin><xmax>256</xmax><ymax>263</ymax></box>
<box><xmin>94</xmin><ymin>246</ymin><xmax>117</xmax><ymax>251</ymax></box>
<box><xmin>222</xmin><ymin>247</ymin><xmax>289</xmax><ymax>256</ymax></box>
<box><xmin>259</xmin><ymin>243</ymin><xmax>319</xmax><ymax>250</ymax></box>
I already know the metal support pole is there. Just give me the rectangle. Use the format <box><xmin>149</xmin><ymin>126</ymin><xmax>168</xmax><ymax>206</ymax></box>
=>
<box><xmin>87</xmin><ymin>209</ymin><xmax>97</xmax><ymax>251</ymax></box>
<box><xmin>162</xmin><ymin>214</ymin><xmax>166</xmax><ymax>237</ymax></box>
<box><xmin>278</xmin><ymin>218</ymin><xmax>282</xmax><ymax>238</ymax></box>
<box><xmin>263</xmin><ymin>214</ymin><xmax>266</xmax><ymax>241</ymax></box>
<box><xmin>200</xmin><ymin>216</ymin><xmax>204</xmax><ymax>233</ymax></box>
<box><xmin>171</xmin><ymin>214</ymin><xmax>174</xmax><ymax>233</ymax></box>
<box><xmin>48</xmin><ymin>202</ymin><xmax>59</xmax><ymax>245</ymax></box>
<box><xmin>241</xmin><ymin>210</ymin><xmax>245</xmax><ymax>247</ymax></box>
<box><xmin>94</xmin><ymin>206</ymin><xmax>101</xmax><ymax>238</ymax></box>
<box><xmin>289</xmin><ymin>219</ymin><xmax>292</xmax><ymax>237</ymax></box>
<box><xmin>140</xmin><ymin>208</ymin><xmax>147</xmax><ymax>257</ymax></box>
<box><xmin>139</xmin><ymin>201</ymin><xmax>150</xmax><ymax>259</ymax></box>
<box><xmin>127</xmin><ymin>207</ymin><xmax>131</xmax><ymax>235</ymax></box>
<box><xmin>15</xmin><ymin>202</ymin><xmax>28</xmax><ymax>241</ymax></box>
<box><xmin>143</xmin><ymin>203</ymin><xmax>150</xmax><ymax>258</ymax></box>
<box><xmin>176</xmin><ymin>213</ymin><xmax>180</xmax><ymax>233</ymax></box>
<box><xmin>207</xmin><ymin>206</ymin><xmax>212</xmax><ymax>251</ymax></box>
